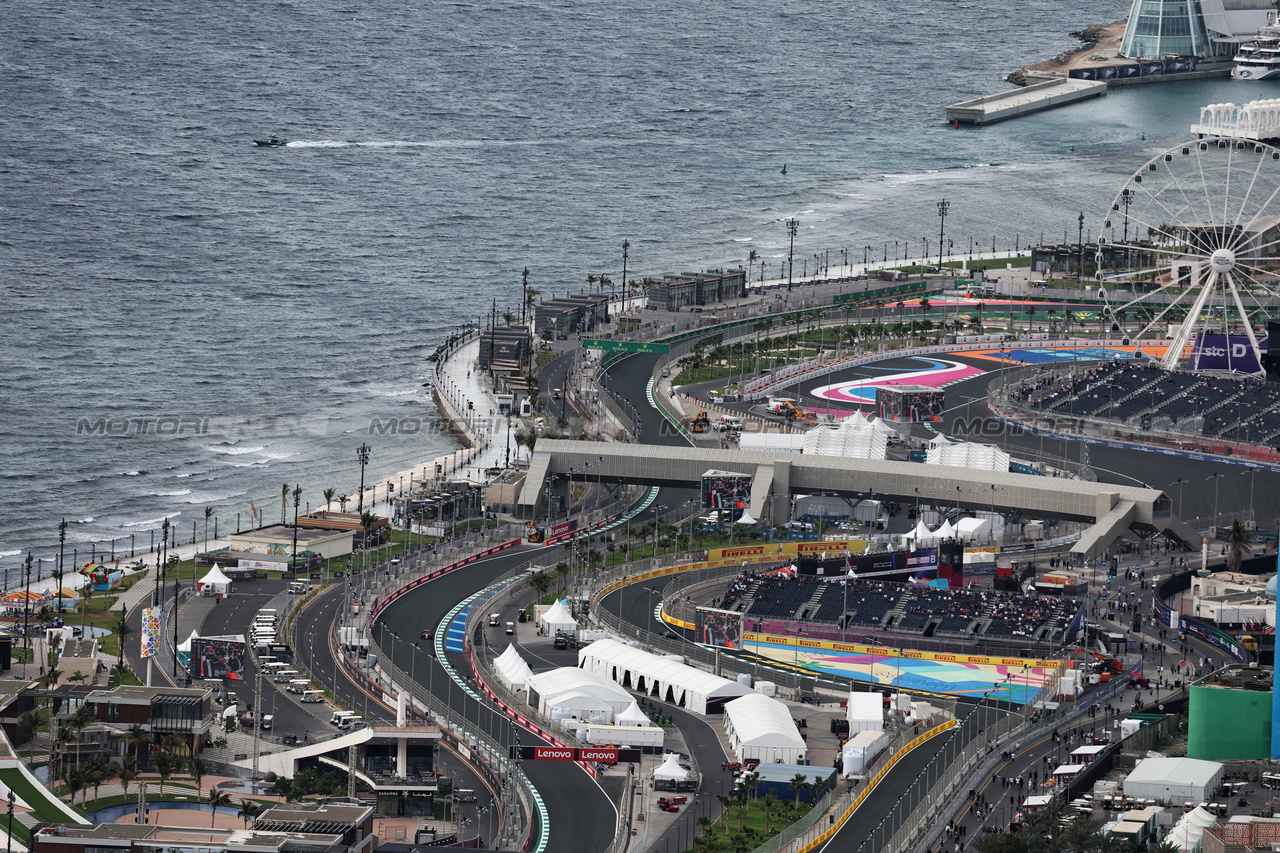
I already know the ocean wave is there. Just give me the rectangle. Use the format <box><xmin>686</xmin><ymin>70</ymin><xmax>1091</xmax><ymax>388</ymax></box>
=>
<box><xmin>179</xmin><ymin>490</ymin><xmax>247</xmax><ymax>504</ymax></box>
<box><xmin>76</xmin><ymin>517</ymin><xmax>97</xmax><ymax>524</ymax></box>
<box><xmin>286</xmin><ymin>140</ymin><xmax>352</xmax><ymax>148</ymax></box>
<box><xmin>0</xmin><ymin>550</ymin><xmax>21</xmax><ymax>559</ymax></box>
<box><xmin>732</xmin><ymin>237</ymin><xmax>753</xmax><ymax>243</ymax></box>
<box><xmin>124</xmin><ymin>513</ymin><xmax>182</xmax><ymax>529</ymax></box>
<box><xmin>120</xmin><ymin>471</ymin><xmax>141</xmax><ymax>476</ymax></box>
<box><xmin>204</xmin><ymin>443</ymin><xmax>266</xmax><ymax>456</ymax></box>
<box><xmin>153</xmin><ymin>489</ymin><xmax>193</xmax><ymax>497</ymax></box>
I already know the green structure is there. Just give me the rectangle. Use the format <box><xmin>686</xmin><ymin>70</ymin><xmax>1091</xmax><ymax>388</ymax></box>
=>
<box><xmin>1188</xmin><ymin>665</ymin><xmax>1273</xmax><ymax>760</ymax></box>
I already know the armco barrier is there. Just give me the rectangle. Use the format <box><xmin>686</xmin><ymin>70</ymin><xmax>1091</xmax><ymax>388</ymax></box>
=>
<box><xmin>369</xmin><ymin>538</ymin><xmax>522</xmax><ymax>622</ymax></box>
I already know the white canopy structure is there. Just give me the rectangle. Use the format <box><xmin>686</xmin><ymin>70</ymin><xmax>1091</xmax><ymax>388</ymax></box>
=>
<box><xmin>1166</xmin><ymin>805</ymin><xmax>1217</xmax><ymax>852</ymax></box>
<box><xmin>846</xmin><ymin>692</ymin><xmax>884</xmax><ymax>733</ymax></box>
<box><xmin>494</xmin><ymin>645</ymin><xmax>534</xmax><ymax>692</ymax></box>
<box><xmin>616</xmin><ymin>700</ymin><xmax>653</xmax><ymax>727</ymax></box>
<box><xmin>926</xmin><ymin>441</ymin><xmax>1010</xmax><ymax>472</ymax></box>
<box><xmin>955</xmin><ymin>517</ymin><xmax>991</xmax><ymax>542</ymax></box>
<box><xmin>196</xmin><ymin>564</ymin><xmax>232</xmax><ymax>596</ymax></box>
<box><xmin>904</xmin><ymin>520</ymin><xmax>934</xmax><ymax>545</ymax></box>
<box><xmin>525</xmin><ymin>667</ymin><xmax>634</xmax><ymax>724</ymax></box>
<box><xmin>935</xmin><ymin>519</ymin><xmax>957</xmax><ymax>540</ymax></box>
<box><xmin>1123</xmin><ymin>757</ymin><xmax>1224</xmax><ymax>805</ymax></box>
<box><xmin>801</xmin><ymin>415</ymin><xmax>889</xmax><ymax>460</ymax></box>
<box><xmin>723</xmin><ymin>694</ymin><xmax>806</xmax><ymax>764</ymax></box>
<box><xmin>578</xmin><ymin>639</ymin><xmax>751</xmax><ymax>715</ymax></box>
<box><xmin>653</xmin><ymin>752</ymin><xmax>692</xmax><ymax>783</ymax></box>
<box><xmin>540</xmin><ymin>600</ymin><xmax>577</xmax><ymax>636</ymax></box>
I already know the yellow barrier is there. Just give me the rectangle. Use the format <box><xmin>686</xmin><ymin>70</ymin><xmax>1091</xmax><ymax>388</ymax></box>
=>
<box><xmin>798</xmin><ymin>719</ymin><xmax>957</xmax><ymax>853</ymax></box>
<box><xmin>742</xmin><ymin>633</ymin><xmax>1059</xmax><ymax>669</ymax></box>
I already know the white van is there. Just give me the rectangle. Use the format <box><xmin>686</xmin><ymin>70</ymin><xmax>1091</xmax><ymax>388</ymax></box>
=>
<box><xmin>273</xmin><ymin>669</ymin><xmax>299</xmax><ymax>683</ymax></box>
<box><xmin>505</xmin><ymin>622</ymin><xmax>514</xmax><ymax>635</ymax></box>
<box><xmin>261</xmin><ymin>714</ymin><xmax>273</xmax><ymax>731</ymax></box>
<box><xmin>263</xmin><ymin>661</ymin><xmax>288</xmax><ymax>671</ymax></box>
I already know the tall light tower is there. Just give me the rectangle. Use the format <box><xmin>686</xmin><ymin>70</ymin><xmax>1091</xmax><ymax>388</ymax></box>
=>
<box><xmin>621</xmin><ymin>239</ymin><xmax>630</xmax><ymax>311</ymax></box>
<box><xmin>356</xmin><ymin>443</ymin><xmax>371</xmax><ymax>515</ymax></box>
<box><xmin>786</xmin><ymin>218</ymin><xmax>799</xmax><ymax>292</ymax></box>
<box><xmin>936</xmin><ymin>199</ymin><xmax>949</xmax><ymax>269</ymax></box>
<box><xmin>1077</xmin><ymin>211</ymin><xmax>1085</xmax><ymax>289</ymax></box>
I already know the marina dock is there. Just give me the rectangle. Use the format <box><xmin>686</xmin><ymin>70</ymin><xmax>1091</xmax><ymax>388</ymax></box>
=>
<box><xmin>945</xmin><ymin>77</ymin><xmax>1107</xmax><ymax>125</ymax></box>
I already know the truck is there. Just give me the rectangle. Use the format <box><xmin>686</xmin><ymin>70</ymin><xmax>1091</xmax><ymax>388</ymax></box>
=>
<box><xmin>767</xmin><ymin>400</ymin><xmax>815</xmax><ymax>424</ymax></box>
<box><xmin>713</xmin><ymin>415</ymin><xmax>743</xmax><ymax>433</ymax></box>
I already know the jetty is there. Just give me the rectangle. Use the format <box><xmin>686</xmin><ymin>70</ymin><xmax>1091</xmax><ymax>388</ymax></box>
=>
<box><xmin>1190</xmin><ymin>99</ymin><xmax>1280</xmax><ymax>143</ymax></box>
<box><xmin>945</xmin><ymin>77</ymin><xmax>1107</xmax><ymax>125</ymax></box>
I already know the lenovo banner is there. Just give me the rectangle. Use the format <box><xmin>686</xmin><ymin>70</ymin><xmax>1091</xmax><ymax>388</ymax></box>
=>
<box><xmin>515</xmin><ymin>746</ymin><xmax>641</xmax><ymax>762</ymax></box>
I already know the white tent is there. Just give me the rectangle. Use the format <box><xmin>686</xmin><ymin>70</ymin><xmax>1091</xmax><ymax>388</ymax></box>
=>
<box><xmin>905</xmin><ymin>520</ymin><xmax>934</xmax><ymax>545</ymax></box>
<box><xmin>177</xmin><ymin>629</ymin><xmax>200</xmax><ymax>654</ymax></box>
<box><xmin>955</xmin><ymin>517</ymin><xmax>990</xmax><ymax>542</ymax></box>
<box><xmin>737</xmin><ymin>510</ymin><xmax>757</xmax><ymax>525</ymax></box>
<box><xmin>616</xmin><ymin>700</ymin><xmax>653</xmax><ymax>727</ymax></box>
<box><xmin>935</xmin><ymin>519</ymin><xmax>957</xmax><ymax>540</ymax></box>
<box><xmin>723</xmin><ymin>694</ymin><xmax>806</xmax><ymax>764</ymax></box>
<box><xmin>925</xmin><ymin>441</ymin><xmax>1010</xmax><ymax>472</ymax></box>
<box><xmin>1123</xmin><ymin>757</ymin><xmax>1224</xmax><ymax>805</ymax></box>
<box><xmin>1166</xmin><ymin>805</ymin><xmax>1216</xmax><ymax>852</ymax></box>
<box><xmin>197</xmin><ymin>564</ymin><xmax>232</xmax><ymax>596</ymax></box>
<box><xmin>801</xmin><ymin>415</ymin><xmax>888</xmax><ymax>460</ymax></box>
<box><xmin>846</xmin><ymin>692</ymin><xmax>884</xmax><ymax>733</ymax></box>
<box><xmin>494</xmin><ymin>645</ymin><xmax>534</xmax><ymax>692</ymax></box>
<box><xmin>578</xmin><ymin>639</ymin><xmax>752</xmax><ymax>715</ymax></box>
<box><xmin>653</xmin><ymin>752</ymin><xmax>692</xmax><ymax>784</ymax></box>
<box><xmin>525</xmin><ymin>667</ymin><xmax>634</xmax><ymax>723</ymax></box>
<box><xmin>540</xmin><ymin>600</ymin><xmax>577</xmax><ymax>636</ymax></box>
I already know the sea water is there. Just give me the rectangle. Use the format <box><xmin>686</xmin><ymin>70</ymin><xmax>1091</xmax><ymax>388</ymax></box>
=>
<box><xmin>0</xmin><ymin>0</ymin><xmax>1256</xmax><ymax>565</ymax></box>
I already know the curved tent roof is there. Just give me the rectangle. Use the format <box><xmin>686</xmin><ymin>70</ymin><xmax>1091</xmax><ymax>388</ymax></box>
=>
<box><xmin>177</xmin><ymin>629</ymin><xmax>200</xmax><ymax>653</ymax></box>
<box><xmin>723</xmin><ymin>694</ymin><xmax>806</xmax><ymax>764</ymax></box>
<box><xmin>578</xmin><ymin>639</ymin><xmax>751</xmax><ymax>715</ymax></box>
<box><xmin>525</xmin><ymin>666</ymin><xmax>634</xmax><ymax>722</ymax></box>
<box><xmin>495</xmin><ymin>645</ymin><xmax>534</xmax><ymax>692</ymax></box>
<box><xmin>541</xmin><ymin>599</ymin><xmax>576</xmax><ymax>632</ymax></box>
<box><xmin>653</xmin><ymin>753</ymin><xmax>691</xmax><ymax>782</ymax></box>
<box><xmin>616</xmin><ymin>700</ymin><xmax>653</xmax><ymax>727</ymax></box>
<box><xmin>198</xmin><ymin>563</ymin><xmax>232</xmax><ymax>588</ymax></box>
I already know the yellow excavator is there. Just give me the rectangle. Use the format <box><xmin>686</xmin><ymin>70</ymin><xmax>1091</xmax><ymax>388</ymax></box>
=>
<box><xmin>690</xmin><ymin>411</ymin><xmax>711</xmax><ymax>433</ymax></box>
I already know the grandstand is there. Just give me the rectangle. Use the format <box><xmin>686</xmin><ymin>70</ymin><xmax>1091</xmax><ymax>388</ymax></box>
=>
<box><xmin>1015</xmin><ymin>360</ymin><xmax>1280</xmax><ymax>443</ymax></box>
<box><xmin>717</xmin><ymin>570</ymin><xmax>1082</xmax><ymax>654</ymax></box>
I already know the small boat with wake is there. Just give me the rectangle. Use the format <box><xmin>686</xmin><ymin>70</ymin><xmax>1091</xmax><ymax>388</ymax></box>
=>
<box><xmin>253</xmin><ymin>134</ymin><xmax>287</xmax><ymax>147</ymax></box>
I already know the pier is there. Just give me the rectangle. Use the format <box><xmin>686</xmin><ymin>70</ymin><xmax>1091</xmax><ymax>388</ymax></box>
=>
<box><xmin>945</xmin><ymin>77</ymin><xmax>1107</xmax><ymax>125</ymax></box>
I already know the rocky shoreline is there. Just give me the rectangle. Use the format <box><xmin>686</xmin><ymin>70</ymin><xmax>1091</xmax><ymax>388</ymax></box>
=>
<box><xmin>1006</xmin><ymin>19</ymin><xmax>1127</xmax><ymax>86</ymax></box>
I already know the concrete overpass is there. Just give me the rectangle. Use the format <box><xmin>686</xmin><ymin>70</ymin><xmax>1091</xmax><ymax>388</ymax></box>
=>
<box><xmin>519</xmin><ymin>439</ymin><xmax>1200</xmax><ymax>558</ymax></box>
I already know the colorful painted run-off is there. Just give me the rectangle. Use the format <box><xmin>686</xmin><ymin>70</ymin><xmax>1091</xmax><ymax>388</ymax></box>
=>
<box><xmin>809</xmin><ymin>357</ymin><xmax>986</xmax><ymax>407</ymax></box>
<box><xmin>744</xmin><ymin>637</ymin><xmax>1056</xmax><ymax>705</ymax></box>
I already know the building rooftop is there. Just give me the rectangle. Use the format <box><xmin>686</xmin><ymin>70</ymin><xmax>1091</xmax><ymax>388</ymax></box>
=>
<box><xmin>257</xmin><ymin>801</ymin><xmax>373</xmax><ymax>826</ymax></box>
<box><xmin>1193</xmin><ymin>663</ymin><xmax>1273</xmax><ymax>692</ymax></box>
<box><xmin>37</xmin><ymin>823</ymin><xmax>159</xmax><ymax>840</ymax></box>
<box><xmin>88</xmin><ymin>684</ymin><xmax>209</xmax><ymax>702</ymax></box>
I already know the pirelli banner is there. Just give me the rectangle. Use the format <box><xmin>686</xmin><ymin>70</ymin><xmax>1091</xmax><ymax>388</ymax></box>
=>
<box><xmin>708</xmin><ymin>540</ymin><xmax>867</xmax><ymax>561</ymax></box>
<box><xmin>740</xmin><ymin>632</ymin><xmax>1059</xmax><ymax>669</ymax></box>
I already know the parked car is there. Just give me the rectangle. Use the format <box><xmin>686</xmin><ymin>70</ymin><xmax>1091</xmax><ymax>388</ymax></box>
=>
<box><xmin>721</xmin><ymin>761</ymin><xmax>741</xmax><ymax>773</ymax></box>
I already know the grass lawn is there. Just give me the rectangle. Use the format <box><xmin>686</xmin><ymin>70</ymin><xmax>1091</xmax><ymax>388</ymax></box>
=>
<box><xmin>0</xmin><ymin>767</ymin><xmax>81</xmax><ymax>837</ymax></box>
<box><xmin>692</xmin><ymin>797</ymin><xmax>814</xmax><ymax>852</ymax></box>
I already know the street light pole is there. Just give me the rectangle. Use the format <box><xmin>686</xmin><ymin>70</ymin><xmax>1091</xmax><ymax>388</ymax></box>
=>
<box><xmin>357</xmin><ymin>443</ymin><xmax>372</xmax><ymax>515</ymax></box>
<box><xmin>936</xmin><ymin>199</ymin><xmax>949</xmax><ymax>269</ymax></box>
<box><xmin>786</xmin><ymin>218</ymin><xmax>799</xmax><ymax>292</ymax></box>
<box><xmin>1077</xmin><ymin>212</ymin><xmax>1085</xmax><ymax>290</ymax></box>
<box><xmin>1207</xmin><ymin>472</ymin><xmax>1225</xmax><ymax>532</ymax></box>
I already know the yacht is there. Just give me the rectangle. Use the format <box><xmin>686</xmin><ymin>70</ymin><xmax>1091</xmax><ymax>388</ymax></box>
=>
<box><xmin>1234</xmin><ymin>13</ymin><xmax>1280</xmax><ymax>80</ymax></box>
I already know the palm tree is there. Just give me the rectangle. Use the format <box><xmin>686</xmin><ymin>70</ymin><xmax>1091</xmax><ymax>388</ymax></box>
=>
<box><xmin>1227</xmin><ymin>519</ymin><xmax>1252</xmax><ymax>571</ymax></box>
<box><xmin>79</xmin><ymin>583</ymin><xmax>95</xmax><ymax>637</ymax></box>
<box><xmin>810</xmin><ymin>775</ymin><xmax>829</xmax><ymax>802</ymax></box>
<box><xmin>84</xmin><ymin>758</ymin><xmax>115</xmax><ymax>803</ymax></box>
<box><xmin>52</xmin><ymin>724</ymin><xmax>71</xmax><ymax>783</ymax></box>
<box><xmin>123</xmin><ymin>723</ymin><xmax>152</xmax><ymax>765</ymax></box>
<box><xmin>208</xmin><ymin>788</ymin><xmax>232</xmax><ymax>826</ymax></box>
<box><xmin>322</xmin><ymin>487</ymin><xmax>337</xmax><ymax>512</ymax></box>
<box><xmin>237</xmin><ymin>798</ymin><xmax>262</xmax><ymax>828</ymax></box>
<box><xmin>69</xmin><ymin>703</ymin><xmax>94</xmax><ymax>771</ymax></box>
<box><xmin>154</xmin><ymin>751</ymin><xmax>180</xmax><ymax>796</ymax></box>
<box><xmin>64</xmin><ymin>768</ymin><xmax>85</xmax><ymax>807</ymax></box>
<box><xmin>17</xmin><ymin>709</ymin><xmax>42</xmax><ymax>767</ymax></box>
<box><xmin>115</xmin><ymin>616</ymin><xmax>134</xmax><ymax>670</ymax></box>
<box><xmin>118</xmin><ymin>755</ymin><xmax>139</xmax><ymax>798</ymax></box>
<box><xmin>762</xmin><ymin>792</ymin><xmax>779</xmax><ymax>834</ymax></box>
<box><xmin>203</xmin><ymin>506</ymin><xmax>216</xmax><ymax>553</ymax></box>
<box><xmin>787</xmin><ymin>773</ymin><xmax>810</xmax><ymax>808</ymax></box>
<box><xmin>586</xmin><ymin>274</ymin><xmax>597</xmax><ymax>295</ymax></box>
<box><xmin>697</xmin><ymin>815</ymin><xmax>713</xmax><ymax>839</ymax></box>
<box><xmin>188</xmin><ymin>756</ymin><xmax>210</xmax><ymax>797</ymax></box>
<box><xmin>716</xmin><ymin>793</ymin><xmax>731</xmax><ymax>830</ymax></box>
<box><xmin>1026</xmin><ymin>304</ymin><xmax>1037</xmax><ymax>333</ymax></box>
<box><xmin>530</xmin><ymin>572</ymin><xmax>552</xmax><ymax>601</ymax></box>
<box><xmin>747</xmin><ymin>250</ymin><xmax>759</xmax><ymax>285</ymax></box>
<box><xmin>162</xmin><ymin>732</ymin><xmax>185</xmax><ymax>755</ymax></box>
<box><xmin>741</xmin><ymin>770</ymin><xmax>761</xmax><ymax>802</ymax></box>
<box><xmin>338</xmin><ymin>493</ymin><xmax>350</xmax><ymax>513</ymax></box>
<box><xmin>281</xmin><ymin>482</ymin><xmax>290</xmax><ymax>524</ymax></box>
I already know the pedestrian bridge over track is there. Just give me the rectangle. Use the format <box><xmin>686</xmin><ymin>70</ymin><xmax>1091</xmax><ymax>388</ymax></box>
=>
<box><xmin>519</xmin><ymin>439</ymin><xmax>1198</xmax><ymax>559</ymax></box>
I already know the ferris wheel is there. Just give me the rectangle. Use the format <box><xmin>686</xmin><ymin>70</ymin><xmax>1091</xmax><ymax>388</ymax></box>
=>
<box><xmin>1098</xmin><ymin>138</ymin><xmax>1280</xmax><ymax>374</ymax></box>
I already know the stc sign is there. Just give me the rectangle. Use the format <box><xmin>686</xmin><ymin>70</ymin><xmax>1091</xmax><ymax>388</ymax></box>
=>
<box><xmin>1190</xmin><ymin>334</ymin><xmax>1263</xmax><ymax>373</ymax></box>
